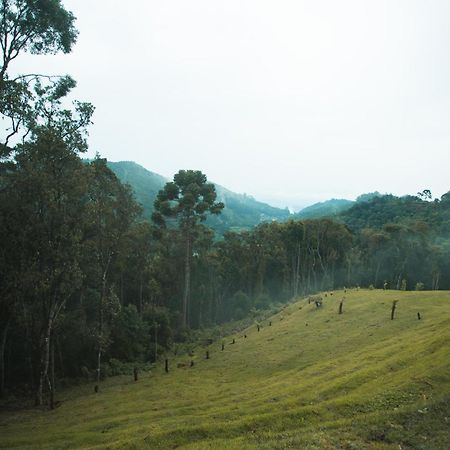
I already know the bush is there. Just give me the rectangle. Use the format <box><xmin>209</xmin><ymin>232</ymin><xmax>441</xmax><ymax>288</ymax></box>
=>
<box><xmin>415</xmin><ymin>282</ymin><xmax>425</xmax><ymax>291</ymax></box>
<box><xmin>255</xmin><ymin>293</ymin><xmax>271</xmax><ymax>310</ymax></box>
<box><xmin>105</xmin><ymin>358</ymin><xmax>153</xmax><ymax>377</ymax></box>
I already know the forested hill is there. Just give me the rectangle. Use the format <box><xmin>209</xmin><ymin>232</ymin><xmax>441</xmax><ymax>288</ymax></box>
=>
<box><xmin>293</xmin><ymin>198</ymin><xmax>354</xmax><ymax>219</ymax></box>
<box><xmin>106</xmin><ymin>161</ymin><xmax>167</xmax><ymax>209</ymax></box>
<box><xmin>292</xmin><ymin>192</ymin><xmax>384</xmax><ymax>220</ymax></box>
<box><xmin>106</xmin><ymin>161</ymin><xmax>291</xmax><ymax>233</ymax></box>
<box><xmin>103</xmin><ymin>162</ymin><xmax>450</xmax><ymax>237</ymax></box>
<box><xmin>341</xmin><ymin>192</ymin><xmax>450</xmax><ymax>234</ymax></box>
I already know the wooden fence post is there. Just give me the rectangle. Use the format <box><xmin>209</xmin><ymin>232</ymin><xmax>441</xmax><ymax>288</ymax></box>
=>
<box><xmin>391</xmin><ymin>300</ymin><xmax>398</xmax><ymax>320</ymax></box>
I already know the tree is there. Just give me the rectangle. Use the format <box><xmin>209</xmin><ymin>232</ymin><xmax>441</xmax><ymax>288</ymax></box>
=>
<box><xmin>0</xmin><ymin>0</ymin><xmax>77</xmax><ymax>81</ymax></box>
<box><xmin>83</xmin><ymin>157</ymin><xmax>140</xmax><ymax>390</ymax></box>
<box><xmin>1</xmin><ymin>0</ymin><xmax>82</xmax><ymax>152</ymax></box>
<box><xmin>8</xmin><ymin>128</ymin><xmax>88</xmax><ymax>405</ymax></box>
<box><xmin>152</xmin><ymin>170</ymin><xmax>224</xmax><ymax>329</ymax></box>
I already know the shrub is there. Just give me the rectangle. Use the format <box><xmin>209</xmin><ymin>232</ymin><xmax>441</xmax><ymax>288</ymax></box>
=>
<box><xmin>415</xmin><ymin>282</ymin><xmax>425</xmax><ymax>291</ymax></box>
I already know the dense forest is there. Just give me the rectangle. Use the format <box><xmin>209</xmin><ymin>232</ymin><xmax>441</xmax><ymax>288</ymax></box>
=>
<box><xmin>1</xmin><ymin>1</ymin><xmax>449</xmax><ymax>407</ymax></box>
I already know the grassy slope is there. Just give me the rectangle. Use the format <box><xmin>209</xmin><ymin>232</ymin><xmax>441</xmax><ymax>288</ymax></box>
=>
<box><xmin>1</xmin><ymin>290</ymin><xmax>449</xmax><ymax>450</ymax></box>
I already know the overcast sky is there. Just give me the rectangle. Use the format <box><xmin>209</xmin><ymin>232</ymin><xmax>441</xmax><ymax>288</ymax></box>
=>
<box><xmin>13</xmin><ymin>0</ymin><xmax>450</xmax><ymax>210</ymax></box>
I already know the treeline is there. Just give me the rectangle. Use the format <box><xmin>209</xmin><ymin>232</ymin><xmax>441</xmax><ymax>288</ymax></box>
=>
<box><xmin>2</xmin><ymin>158</ymin><xmax>450</xmax><ymax>403</ymax></box>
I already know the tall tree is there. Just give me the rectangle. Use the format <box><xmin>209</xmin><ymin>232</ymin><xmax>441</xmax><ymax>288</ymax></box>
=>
<box><xmin>9</xmin><ymin>128</ymin><xmax>88</xmax><ymax>405</ymax></box>
<box><xmin>0</xmin><ymin>0</ymin><xmax>82</xmax><ymax>153</ymax></box>
<box><xmin>83</xmin><ymin>157</ymin><xmax>140</xmax><ymax>390</ymax></box>
<box><xmin>152</xmin><ymin>170</ymin><xmax>224</xmax><ymax>329</ymax></box>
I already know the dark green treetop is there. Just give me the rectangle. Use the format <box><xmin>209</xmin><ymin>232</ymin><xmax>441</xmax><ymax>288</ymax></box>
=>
<box><xmin>152</xmin><ymin>170</ymin><xmax>224</xmax><ymax>231</ymax></box>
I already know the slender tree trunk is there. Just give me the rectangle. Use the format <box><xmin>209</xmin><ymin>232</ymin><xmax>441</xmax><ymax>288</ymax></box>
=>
<box><xmin>182</xmin><ymin>234</ymin><xmax>191</xmax><ymax>329</ymax></box>
<box><xmin>120</xmin><ymin>270</ymin><xmax>124</xmax><ymax>305</ymax></box>
<box><xmin>56</xmin><ymin>335</ymin><xmax>65</xmax><ymax>379</ymax></box>
<box><xmin>96</xmin><ymin>295</ymin><xmax>104</xmax><ymax>389</ymax></box>
<box><xmin>96</xmin><ymin>259</ymin><xmax>110</xmax><ymax>391</ymax></box>
<box><xmin>38</xmin><ymin>314</ymin><xmax>54</xmax><ymax>406</ymax></box>
<box><xmin>292</xmin><ymin>243</ymin><xmax>301</xmax><ymax>297</ymax></box>
<box><xmin>96</xmin><ymin>344</ymin><xmax>102</xmax><ymax>386</ymax></box>
<box><xmin>0</xmin><ymin>320</ymin><xmax>10</xmax><ymax>398</ymax></box>
<box><xmin>21</xmin><ymin>300</ymin><xmax>36</xmax><ymax>397</ymax></box>
<box><xmin>432</xmin><ymin>271</ymin><xmax>440</xmax><ymax>290</ymax></box>
<box><xmin>154</xmin><ymin>322</ymin><xmax>158</xmax><ymax>362</ymax></box>
<box><xmin>396</xmin><ymin>274</ymin><xmax>402</xmax><ymax>290</ymax></box>
<box><xmin>49</xmin><ymin>337</ymin><xmax>55</xmax><ymax>409</ymax></box>
<box><xmin>346</xmin><ymin>257</ymin><xmax>352</xmax><ymax>287</ymax></box>
<box><xmin>139</xmin><ymin>274</ymin><xmax>143</xmax><ymax>315</ymax></box>
<box><xmin>374</xmin><ymin>261</ymin><xmax>381</xmax><ymax>287</ymax></box>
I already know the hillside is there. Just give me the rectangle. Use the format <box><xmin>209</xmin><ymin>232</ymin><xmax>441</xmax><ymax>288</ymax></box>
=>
<box><xmin>1</xmin><ymin>290</ymin><xmax>449</xmax><ymax>449</ymax></box>
<box><xmin>107</xmin><ymin>161</ymin><xmax>291</xmax><ymax>233</ymax></box>
<box><xmin>293</xmin><ymin>198</ymin><xmax>354</xmax><ymax>220</ymax></box>
<box><xmin>341</xmin><ymin>193</ymin><xmax>450</xmax><ymax>234</ymax></box>
<box><xmin>106</xmin><ymin>161</ymin><xmax>167</xmax><ymax>211</ymax></box>
<box><xmin>292</xmin><ymin>192</ymin><xmax>385</xmax><ymax>221</ymax></box>
<box><xmin>207</xmin><ymin>185</ymin><xmax>290</xmax><ymax>234</ymax></box>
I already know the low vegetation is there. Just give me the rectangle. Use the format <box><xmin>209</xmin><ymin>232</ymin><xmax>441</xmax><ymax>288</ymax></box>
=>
<box><xmin>1</xmin><ymin>289</ymin><xmax>449</xmax><ymax>449</ymax></box>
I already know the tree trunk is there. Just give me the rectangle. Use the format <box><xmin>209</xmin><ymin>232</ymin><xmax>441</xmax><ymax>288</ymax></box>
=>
<box><xmin>154</xmin><ymin>321</ymin><xmax>158</xmax><ymax>362</ymax></box>
<box><xmin>38</xmin><ymin>314</ymin><xmax>54</xmax><ymax>406</ymax></box>
<box><xmin>56</xmin><ymin>335</ymin><xmax>65</xmax><ymax>379</ymax></box>
<box><xmin>21</xmin><ymin>300</ymin><xmax>36</xmax><ymax>397</ymax></box>
<box><xmin>96</xmin><ymin>345</ymin><xmax>102</xmax><ymax>388</ymax></box>
<box><xmin>374</xmin><ymin>261</ymin><xmax>381</xmax><ymax>287</ymax></box>
<box><xmin>96</xmin><ymin>264</ymin><xmax>109</xmax><ymax>392</ymax></box>
<box><xmin>139</xmin><ymin>274</ymin><xmax>143</xmax><ymax>315</ymax></box>
<box><xmin>292</xmin><ymin>243</ymin><xmax>301</xmax><ymax>298</ymax></box>
<box><xmin>182</xmin><ymin>234</ymin><xmax>192</xmax><ymax>329</ymax></box>
<box><xmin>432</xmin><ymin>271</ymin><xmax>440</xmax><ymax>290</ymax></box>
<box><xmin>120</xmin><ymin>270</ymin><xmax>124</xmax><ymax>305</ymax></box>
<box><xmin>0</xmin><ymin>320</ymin><xmax>9</xmax><ymax>398</ymax></box>
<box><xmin>396</xmin><ymin>274</ymin><xmax>402</xmax><ymax>290</ymax></box>
<box><xmin>96</xmin><ymin>302</ymin><xmax>103</xmax><ymax>390</ymax></box>
<box><xmin>49</xmin><ymin>338</ymin><xmax>55</xmax><ymax>409</ymax></box>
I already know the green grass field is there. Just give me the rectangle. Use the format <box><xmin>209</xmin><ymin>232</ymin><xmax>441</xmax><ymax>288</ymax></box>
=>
<box><xmin>1</xmin><ymin>289</ymin><xmax>449</xmax><ymax>449</ymax></box>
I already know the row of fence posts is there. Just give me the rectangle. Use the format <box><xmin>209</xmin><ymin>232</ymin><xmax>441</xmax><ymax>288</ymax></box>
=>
<box><xmin>129</xmin><ymin>294</ymin><xmax>422</xmax><ymax>381</ymax></box>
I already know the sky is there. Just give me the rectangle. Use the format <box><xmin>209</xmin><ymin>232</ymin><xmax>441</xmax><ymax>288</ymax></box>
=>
<box><xmin>12</xmin><ymin>0</ymin><xmax>450</xmax><ymax>211</ymax></box>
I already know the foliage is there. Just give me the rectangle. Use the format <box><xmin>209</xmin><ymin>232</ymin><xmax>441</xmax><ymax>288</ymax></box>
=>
<box><xmin>0</xmin><ymin>0</ymin><xmax>85</xmax><ymax>153</ymax></box>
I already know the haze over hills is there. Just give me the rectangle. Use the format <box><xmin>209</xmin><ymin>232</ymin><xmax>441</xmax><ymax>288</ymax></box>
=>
<box><xmin>106</xmin><ymin>161</ymin><xmax>291</xmax><ymax>233</ymax></box>
<box><xmin>108</xmin><ymin>161</ymin><xmax>448</xmax><ymax>233</ymax></box>
<box><xmin>292</xmin><ymin>198</ymin><xmax>354</xmax><ymax>220</ymax></box>
<box><xmin>106</xmin><ymin>161</ymin><xmax>390</xmax><ymax>232</ymax></box>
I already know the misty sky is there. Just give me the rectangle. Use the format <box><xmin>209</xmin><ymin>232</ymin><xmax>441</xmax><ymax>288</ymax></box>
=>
<box><xmin>13</xmin><ymin>0</ymin><xmax>450</xmax><ymax>210</ymax></box>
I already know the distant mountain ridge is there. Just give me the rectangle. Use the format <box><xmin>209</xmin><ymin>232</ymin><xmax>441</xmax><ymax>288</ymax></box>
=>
<box><xmin>106</xmin><ymin>161</ymin><xmax>291</xmax><ymax>233</ymax></box>
<box><xmin>293</xmin><ymin>198</ymin><xmax>354</xmax><ymax>220</ymax></box>
<box><xmin>106</xmin><ymin>161</ymin><xmax>396</xmax><ymax>233</ymax></box>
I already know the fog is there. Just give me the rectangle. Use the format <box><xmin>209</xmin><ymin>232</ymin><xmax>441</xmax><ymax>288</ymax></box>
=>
<box><xmin>12</xmin><ymin>0</ymin><xmax>450</xmax><ymax>210</ymax></box>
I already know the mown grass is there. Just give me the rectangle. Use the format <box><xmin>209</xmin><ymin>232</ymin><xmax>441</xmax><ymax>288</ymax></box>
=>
<box><xmin>1</xmin><ymin>289</ymin><xmax>449</xmax><ymax>449</ymax></box>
